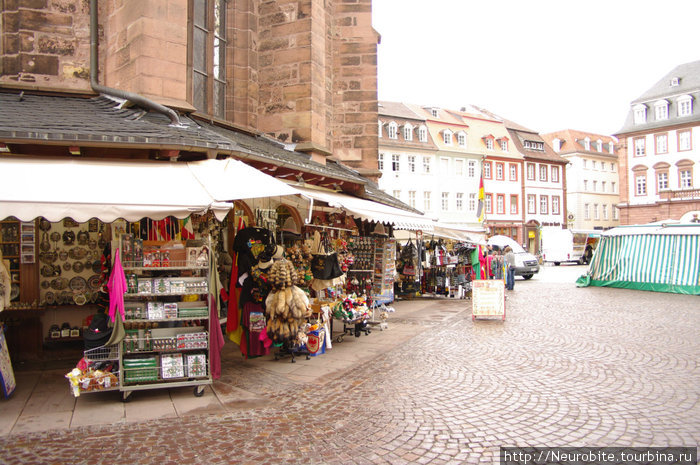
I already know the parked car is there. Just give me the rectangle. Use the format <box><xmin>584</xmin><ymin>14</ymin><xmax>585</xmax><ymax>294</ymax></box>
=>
<box><xmin>487</xmin><ymin>235</ymin><xmax>540</xmax><ymax>280</ymax></box>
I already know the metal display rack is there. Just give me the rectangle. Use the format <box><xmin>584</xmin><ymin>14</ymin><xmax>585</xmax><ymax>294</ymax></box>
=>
<box><xmin>117</xmin><ymin>253</ymin><xmax>212</xmax><ymax>402</ymax></box>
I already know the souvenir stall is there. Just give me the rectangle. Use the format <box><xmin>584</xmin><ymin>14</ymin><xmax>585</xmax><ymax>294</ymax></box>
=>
<box><xmin>0</xmin><ymin>156</ymin><xmax>299</xmax><ymax>399</ymax></box>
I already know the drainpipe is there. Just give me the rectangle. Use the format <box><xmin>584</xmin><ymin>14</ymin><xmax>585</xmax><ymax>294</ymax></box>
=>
<box><xmin>89</xmin><ymin>0</ymin><xmax>182</xmax><ymax>127</ymax></box>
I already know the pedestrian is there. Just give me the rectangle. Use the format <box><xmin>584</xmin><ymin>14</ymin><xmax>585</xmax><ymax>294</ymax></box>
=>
<box><xmin>492</xmin><ymin>250</ymin><xmax>503</xmax><ymax>280</ymax></box>
<box><xmin>486</xmin><ymin>249</ymin><xmax>495</xmax><ymax>279</ymax></box>
<box><xmin>504</xmin><ymin>246</ymin><xmax>516</xmax><ymax>290</ymax></box>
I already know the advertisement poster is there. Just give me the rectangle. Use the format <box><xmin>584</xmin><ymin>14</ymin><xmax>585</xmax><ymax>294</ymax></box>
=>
<box><xmin>471</xmin><ymin>280</ymin><xmax>506</xmax><ymax>320</ymax></box>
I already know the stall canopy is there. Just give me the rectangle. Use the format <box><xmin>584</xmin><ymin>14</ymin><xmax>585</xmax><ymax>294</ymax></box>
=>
<box><xmin>0</xmin><ymin>157</ymin><xmax>296</xmax><ymax>223</ymax></box>
<box><xmin>432</xmin><ymin>222</ymin><xmax>485</xmax><ymax>243</ymax></box>
<box><xmin>293</xmin><ymin>185</ymin><xmax>435</xmax><ymax>231</ymax></box>
<box><xmin>187</xmin><ymin>158</ymin><xmax>299</xmax><ymax>203</ymax></box>
<box><xmin>576</xmin><ymin>223</ymin><xmax>700</xmax><ymax>295</ymax></box>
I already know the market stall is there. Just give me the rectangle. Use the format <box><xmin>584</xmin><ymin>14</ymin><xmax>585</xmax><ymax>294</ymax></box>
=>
<box><xmin>0</xmin><ymin>156</ymin><xmax>301</xmax><ymax>399</ymax></box>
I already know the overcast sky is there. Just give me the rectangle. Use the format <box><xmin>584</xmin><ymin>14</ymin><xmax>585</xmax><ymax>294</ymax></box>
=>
<box><xmin>372</xmin><ymin>0</ymin><xmax>700</xmax><ymax>136</ymax></box>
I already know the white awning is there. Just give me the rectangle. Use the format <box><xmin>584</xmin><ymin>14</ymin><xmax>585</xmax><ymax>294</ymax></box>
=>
<box><xmin>0</xmin><ymin>157</ymin><xmax>296</xmax><ymax>223</ymax></box>
<box><xmin>293</xmin><ymin>186</ymin><xmax>435</xmax><ymax>231</ymax></box>
<box><xmin>187</xmin><ymin>158</ymin><xmax>299</xmax><ymax>202</ymax></box>
<box><xmin>432</xmin><ymin>222</ymin><xmax>486</xmax><ymax>242</ymax></box>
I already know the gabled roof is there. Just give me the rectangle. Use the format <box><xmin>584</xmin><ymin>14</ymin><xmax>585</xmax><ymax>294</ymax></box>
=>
<box><xmin>541</xmin><ymin>129</ymin><xmax>618</xmax><ymax>157</ymax></box>
<box><xmin>378</xmin><ymin>101</ymin><xmax>426</xmax><ymax>121</ymax></box>
<box><xmin>617</xmin><ymin>60</ymin><xmax>700</xmax><ymax>134</ymax></box>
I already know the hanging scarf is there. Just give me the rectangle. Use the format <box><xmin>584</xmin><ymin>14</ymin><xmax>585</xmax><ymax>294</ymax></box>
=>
<box><xmin>208</xmin><ymin>247</ymin><xmax>225</xmax><ymax>379</ymax></box>
<box><xmin>226</xmin><ymin>216</ymin><xmax>246</xmax><ymax>344</ymax></box>
<box><xmin>107</xmin><ymin>248</ymin><xmax>126</xmax><ymax>322</ymax></box>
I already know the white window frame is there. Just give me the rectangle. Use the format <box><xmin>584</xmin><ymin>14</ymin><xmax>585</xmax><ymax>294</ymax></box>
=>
<box><xmin>602</xmin><ymin>204</ymin><xmax>608</xmax><ymax>220</ymax></box>
<box><xmin>457</xmin><ymin>132</ymin><xmax>467</xmax><ymax>147</ymax></box>
<box><xmin>584</xmin><ymin>137</ymin><xmax>591</xmax><ymax>151</ymax></box>
<box><xmin>387</xmin><ymin>121</ymin><xmax>398</xmax><ymax>139</ymax></box>
<box><xmin>509</xmin><ymin>164</ymin><xmax>517</xmax><ymax>181</ymax></box>
<box><xmin>423</xmin><ymin>156</ymin><xmax>432</xmax><ymax>173</ymax></box>
<box><xmin>393</xmin><ymin>190</ymin><xmax>401</xmax><ymax>200</ymax></box>
<box><xmin>584</xmin><ymin>203</ymin><xmax>590</xmax><ymax>220</ymax></box>
<box><xmin>680</xmin><ymin>169</ymin><xmax>692</xmax><ymax>188</ymax></box>
<box><xmin>423</xmin><ymin>191</ymin><xmax>432</xmax><ymax>211</ymax></box>
<box><xmin>443</xmin><ymin>130</ymin><xmax>453</xmax><ymax>145</ymax></box>
<box><xmin>496</xmin><ymin>163</ymin><xmax>504</xmax><ymax>180</ymax></box>
<box><xmin>441</xmin><ymin>192</ymin><xmax>449</xmax><ymax>211</ymax></box>
<box><xmin>655</xmin><ymin>133</ymin><xmax>668</xmax><ymax>154</ymax></box>
<box><xmin>407</xmin><ymin>155</ymin><xmax>416</xmax><ymax>173</ymax></box>
<box><xmin>635</xmin><ymin>174</ymin><xmax>647</xmax><ymax>196</ymax></box>
<box><xmin>552</xmin><ymin>196</ymin><xmax>560</xmax><ymax>215</ymax></box>
<box><xmin>551</xmin><ymin>166</ymin><xmax>559</xmax><ymax>183</ymax></box>
<box><xmin>408</xmin><ymin>191</ymin><xmax>416</xmax><ymax>208</ymax></box>
<box><xmin>391</xmin><ymin>154</ymin><xmax>400</xmax><ymax>172</ymax></box>
<box><xmin>527</xmin><ymin>163</ymin><xmax>535</xmax><ymax>181</ymax></box>
<box><xmin>496</xmin><ymin>194</ymin><xmax>505</xmax><ymax>214</ymax></box>
<box><xmin>677</xmin><ymin>95</ymin><xmax>693</xmax><ymax>117</ymax></box>
<box><xmin>485</xmin><ymin>138</ymin><xmax>494</xmax><ymax>150</ymax></box>
<box><xmin>654</xmin><ymin>100</ymin><xmax>669</xmax><ymax>121</ymax></box>
<box><xmin>456</xmin><ymin>192</ymin><xmax>464</xmax><ymax>210</ymax></box>
<box><xmin>540</xmin><ymin>195</ymin><xmax>548</xmax><ymax>215</ymax></box>
<box><xmin>468</xmin><ymin>160</ymin><xmax>476</xmax><ymax>177</ymax></box>
<box><xmin>378</xmin><ymin>152</ymin><xmax>384</xmax><ymax>170</ymax></box>
<box><xmin>633</xmin><ymin>104</ymin><xmax>647</xmax><ymax>124</ymax></box>
<box><xmin>594</xmin><ymin>203</ymin><xmax>599</xmax><ymax>220</ymax></box>
<box><xmin>500</xmin><ymin>139</ymin><xmax>508</xmax><ymax>151</ymax></box>
<box><xmin>378</xmin><ymin>120</ymin><xmax>383</xmax><ymax>138</ymax></box>
<box><xmin>678</xmin><ymin>130</ymin><xmax>692</xmax><ymax>151</ymax></box>
<box><xmin>634</xmin><ymin>137</ymin><xmax>646</xmax><ymax>156</ymax></box>
<box><xmin>657</xmin><ymin>172</ymin><xmax>668</xmax><ymax>191</ymax></box>
<box><xmin>455</xmin><ymin>159</ymin><xmax>464</xmax><ymax>176</ymax></box>
<box><xmin>418</xmin><ymin>125</ymin><xmax>428</xmax><ymax>142</ymax></box>
<box><xmin>440</xmin><ymin>157</ymin><xmax>449</xmax><ymax>174</ymax></box>
<box><xmin>527</xmin><ymin>194</ymin><xmax>536</xmax><ymax>214</ymax></box>
<box><xmin>539</xmin><ymin>164</ymin><xmax>548</xmax><ymax>181</ymax></box>
<box><xmin>469</xmin><ymin>193</ymin><xmax>476</xmax><ymax>211</ymax></box>
<box><xmin>403</xmin><ymin>123</ymin><xmax>413</xmax><ymax>141</ymax></box>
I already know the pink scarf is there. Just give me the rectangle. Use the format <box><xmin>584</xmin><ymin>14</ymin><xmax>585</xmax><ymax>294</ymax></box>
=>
<box><xmin>107</xmin><ymin>248</ymin><xmax>126</xmax><ymax>322</ymax></box>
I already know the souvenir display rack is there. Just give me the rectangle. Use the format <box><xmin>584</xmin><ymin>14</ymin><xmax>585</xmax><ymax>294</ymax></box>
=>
<box><xmin>117</xmin><ymin>238</ymin><xmax>212</xmax><ymax>401</ymax></box>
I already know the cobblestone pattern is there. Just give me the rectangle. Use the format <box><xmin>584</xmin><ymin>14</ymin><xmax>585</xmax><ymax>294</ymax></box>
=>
<box><xmin>1</xmin><ymin>278</ymin><xmax>698</xmax><ymax>464</ymax></box>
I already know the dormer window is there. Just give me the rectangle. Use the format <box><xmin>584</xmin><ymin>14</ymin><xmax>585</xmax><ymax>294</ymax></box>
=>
<box><xmin>431</xmin><ymin>108</ymin><xmax>439</xmax><ymax>118</ymax></box>
<box><xmin>403</xmin><ymin>123</ymin><xmax>414</xmax><ymax>141</ymax></box>
<box><xmin>584</xmin><ymin>137</ymin><xmax>591</xmax><ymax>151</ymax></box>
<box><xmin>677</xmin><ymin>95</ymin><xmax>693</xmax><ymax>117</ymax></box>
<box><xmin>654</xmin><ymin>100</ymin><xmax>669</xmax><ymax>121</ymax></box>
<box><xmin>670</xmin><ymin>77</ymin><xmax>680</xmax><ymax>87</ymax></box>
<box><xmin>608</xmin><ymin>142</ymin><xmax>614</xmax><ymax>154</ymax></box>
<box><xmin>552</xmin><ymin>138</ymin><xmax>561</xmax><ymax>152</ymax></box>
<box><xmin>418</xmin><ymin>125</ymin><xmax>428</xmax><ymax>142</ymax></box>
<box><xmin>596</xmin><ymin>139</ymin><xmax>602</xmax><ymax>152</ymax></box>
<box><xmin>442</xmin><ymin>129</ymin><xmax>453</xmax><ymax>145</ymax></box>
<box><xmin>482</xmin><ymin>135</ymin><xmax>495</xmax><ymax>150</ymax></box>
<box><xmin>387</xmin><ymin>121</ymin><xmax>398</xmax><ymax>139</ymax></box>
<box><xmin>633</xmin><ymin>104</ymin><xmax>647</xmax><ymax>124</ymax></box>
<box><xmin>497</xmin><ymin>137</ymin><xmax>509</xmax><ymax>151</ymax></box>
<box><xmin>457</xmin><ymin>131</ymin><xmax>467</xmax><ymax>147</ymax></box>
<box><xmin>378</xmin><ymin>120</ymin><xmax>383</xmax><ymax>138</ymax></box>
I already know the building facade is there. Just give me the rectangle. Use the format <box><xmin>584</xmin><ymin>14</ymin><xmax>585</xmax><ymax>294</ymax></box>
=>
<box><xmin>377</xmin><ymin>101</ymin><xmax>437</xmax><ymax>213</ymax></box>
<box><xmin>505</xmin><ymin>121</ymin><xmax>568</xmax><ymax>254</ymax></box>
<box><xmin>542</xmin><ymin>129</ymin><xmax>620</xmax><ymax>231</ymax></box>
<box><xmin>0</xmin><ymin>0</ymin><xmax>380</xmax><ymax>177</ymax></box>
<box><xmin>613</xmin><ymin>60</ymin><xmax>700</xmax><ymax>225</ymax></box>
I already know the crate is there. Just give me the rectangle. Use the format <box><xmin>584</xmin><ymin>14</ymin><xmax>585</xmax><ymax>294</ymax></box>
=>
<box><xmin>123</xmin><ymin>356</ymin><xmax>158</xmax><ymax>383</ymax></box>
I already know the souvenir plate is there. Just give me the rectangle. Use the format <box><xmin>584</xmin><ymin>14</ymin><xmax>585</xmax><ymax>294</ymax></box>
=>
<box><xmin>69</xmin><ymin>276</ymin><xmax>87</xmax><ymax>292</ymax></box>
<box><xmin>91</xmin><ymin>260</ymin><xmax>101</xmax><ymax>273</ymax></box>
<box><xmin>51</xmin><ymin>277</ymin><xmax>68</xmax><ymax>290</ymax></box>
<box><xmin>41</xmin><ymin>280</ymin><xmax>50</xmax><ymax>289</ymax></box>
<box><xmin>50</xmin><ymin>232</ymin><xmax>61</xmax><ymax>243</ymax></box>
<box><xmin>87</xmin><ymin>275</ymin><xmax>100</xmax><ymax>290</ymax></box>
<box><xmin>72</xmin><ymin>261</ymin><xmax>84</xmax><ymax>273</ymax></box>
<box><xmin>63</xmin><ymin>262</ymin><xmax>72</xmax><ymax>271</ymax></box>
<box><xmin>45</xmin><ymin>291</ymin><xmax>56</xmax><ymax>305</ymax></box>
<box><xmin>58</xmin><ymin>250</ymin><xmax>68</xmax><ymax>261</ymax></box>
<box><xmin>73</xmin><ymin>294</ymin><xmax>87</xmax><ymax>306</ymax></box>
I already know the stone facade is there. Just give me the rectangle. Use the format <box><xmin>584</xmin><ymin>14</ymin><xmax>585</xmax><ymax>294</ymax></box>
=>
<box><xmin>0</xmin><ymin>0</ymin><xmax>379</xmax><ymax>176</ymax></box>
<box><xmin>0</xmin><ymin>0</ymin><xmax>92</xmax><ymax>89</ymax></box>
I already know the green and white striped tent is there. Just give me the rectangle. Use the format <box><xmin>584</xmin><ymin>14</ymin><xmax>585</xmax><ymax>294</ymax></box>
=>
<box><xmin>576</xmin><ymin>223</ymin><xmax>700</xmax><ymax>295</ymax></box>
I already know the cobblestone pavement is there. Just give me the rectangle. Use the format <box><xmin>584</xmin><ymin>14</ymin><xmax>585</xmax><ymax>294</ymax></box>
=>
<box><xmin>1</xmin><ymin>266</ymin><xmax>698</xmax><ymax>464</ymax></box>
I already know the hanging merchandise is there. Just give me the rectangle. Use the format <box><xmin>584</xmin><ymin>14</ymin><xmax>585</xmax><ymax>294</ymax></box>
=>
<box><xmin>264</xmin><ymin>259</ymin><xmax>311</xmax><ymax>343</ymax></box>
<box><xmin>310</xmin><ymin>232</ymin><xmax>343</xmax><ymax>280</ymax></box>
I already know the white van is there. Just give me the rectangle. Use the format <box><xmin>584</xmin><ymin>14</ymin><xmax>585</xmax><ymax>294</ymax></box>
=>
<box><xmin>540</xmin><ymin>228</ymin><xmax>575</xmax><ymax>265</ymax></box>
<box><xmin>487</xmin><ymin>235</ymin><xmax>540</xmax><ymax>280</ymax></box>
<box><xmin>540</xmin><ymin>228</ymin><xmax>600</xmax><ymax>265</ymax></box>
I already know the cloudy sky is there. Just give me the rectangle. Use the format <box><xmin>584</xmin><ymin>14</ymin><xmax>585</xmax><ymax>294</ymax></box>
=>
<box><xmin>372</xmin><ymin>0</ymin><xmax>700</xmax><ymax>136</ymax></box>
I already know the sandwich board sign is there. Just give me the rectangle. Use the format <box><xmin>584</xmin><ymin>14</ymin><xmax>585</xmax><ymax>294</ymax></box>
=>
<box><xmin>471</xmin><ymin>279</ymin><xmax>506</xmax><ymax>321</ymax></box>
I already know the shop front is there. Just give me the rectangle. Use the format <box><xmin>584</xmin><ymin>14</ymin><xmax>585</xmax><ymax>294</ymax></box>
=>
<box><xmin>0</xmin><ymin>156</ymin><xmax>298</xmax><ymax>399</ymax></box>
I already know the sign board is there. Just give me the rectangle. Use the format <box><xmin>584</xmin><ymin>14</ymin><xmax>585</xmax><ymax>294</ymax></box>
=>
<box><xmin>0</xmin><ymin>325</ymin><xmax>16</xmax><ymax>398</ymax></box>
<box><xmin>471</xmin><ymin>279</ymin><xmax>506</xmax><ymax>321</ymax></box>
